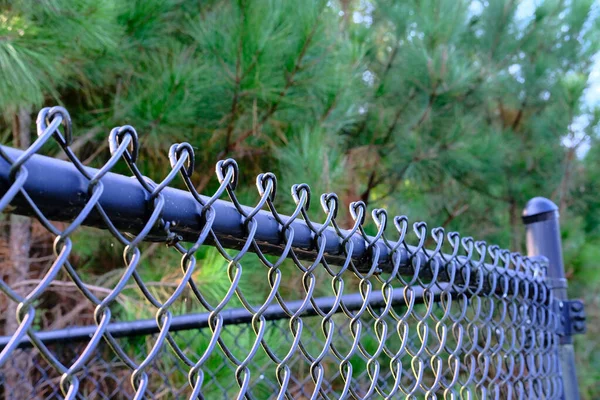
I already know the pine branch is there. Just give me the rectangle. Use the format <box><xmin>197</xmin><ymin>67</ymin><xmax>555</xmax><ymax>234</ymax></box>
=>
<box><xmin>225</xmin><ymin>7</ymin><xmax>325</xmax><ymax>155</ymax></box>
<box><xmin>415</xmin><ymin>89</ymin><xmax>437</xmax><ymax>128</ymax></box>
<box><xmin>452</xmin><ymin>173</ymin><xmax>508</xmax><ymax>202</ymax></box>
<box><xmin>424</xmin><ymin>203</ymin><xmax>470</xmax><ymax>247</ymax></box>
<box><xmin>358</xmin><ymin>84</ymin><xmax>416</xmax><ymax>206</ymax></box>
<box><xmin>508</xmin><ymin>196</ymin><xmax>522</xmax><ymax>252</ymax></box>
<box><xmin>196</xmin><ymin>8</ymin><xmax>323</xmax><ymax>194</ymax></box>
<box><xmin>367</xmin><ymin>162</ymin><xmax>413</xmax><ymax>205</ymax></box>
<box><xmin>380</xmin><ymin>43</ymin><xmax>400</xmax><ymax>87</ymax></box>
<box><xmin>223</xmin><ymin>11</ymin><xmax>245</xmax><ymax>154</ymax></box>
<box><xmin>382</xmin><ymin>88</ymin><xmax>417</xmax><ymax>144</ymax></box>
<box><xmin>553</xmin><ymin>109</ymin><xmax>589</xmax><ymax>213</ymax></box>
<box><xmin>240</xmin><ymin>46</ymin><xmax>264</xmax><ymax>79</ymax></box>
<box><xmin>359</xmin><ymin>170</ymin><xmax>385</xmax><ymax>207</ymax></box>
<box><xmin>194</xmin><ymin>6</ymin><xmax>333</xmax><ymax>195</ymax></box>
<box><xmin>510</xmin><ymin>98</ymin><xmax>526</xmax><ymax>131</ymax></box>
<box><xmin>489</xmin><ymin>0</ymin><xmax>516</xmax><ymax>60</ymax></box>
<box><xmin>353</xmin><ymin>41</ymin><xmax>403</xmax><ymax>139</ymax></box>
<box><xmin>320</xmin><ymin>91</ymin><xmax>340</xmax><ymax>123</ymax></box>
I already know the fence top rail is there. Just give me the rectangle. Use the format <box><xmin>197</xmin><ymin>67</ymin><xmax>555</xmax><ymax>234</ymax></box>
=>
<box><xmin>0</xmin><ymin>145</ymin><xmax>544</xmax><ymax>287</ymax></box>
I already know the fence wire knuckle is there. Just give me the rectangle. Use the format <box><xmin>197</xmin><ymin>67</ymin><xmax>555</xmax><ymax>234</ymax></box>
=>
<box><xmin>0</xmin><ymin>106</ymin><xmax>576</xmax><ymax>399</ymax></box>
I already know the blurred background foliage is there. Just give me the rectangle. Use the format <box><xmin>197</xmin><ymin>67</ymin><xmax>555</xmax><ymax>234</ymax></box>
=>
<box><xmin>1</xmin><ymin>0</ymin><xmax>600</xmax><ymax>397</ymax></box>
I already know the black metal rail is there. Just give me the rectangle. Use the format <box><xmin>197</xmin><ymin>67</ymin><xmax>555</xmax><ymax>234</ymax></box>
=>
<box><xmin>0</xmin><ymin>286</ymin><xmax>447</xmax><ymax>350</ymax></box>
<box><xmin>0</xmin><ymin>146</ymin><xmax>535</xmax><ymax>288</ymax></box>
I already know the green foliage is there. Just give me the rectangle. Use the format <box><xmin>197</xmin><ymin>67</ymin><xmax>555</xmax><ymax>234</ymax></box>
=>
<box><xmin>1</xmin><ymin>0</ymin><xmax>600</xmax><ymax>397</ymax></box>
<box><xmin>276</xmin><ymin>126</ymin><xmax>349</xmax><ymax>205</ymax></box>
<box><xmin>0</xmin><ymin>0</ymin><xmax>121</xmax><ymax>113</ymax></box>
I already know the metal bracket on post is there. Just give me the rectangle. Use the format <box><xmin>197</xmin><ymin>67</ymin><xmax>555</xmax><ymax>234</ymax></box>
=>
<box><xmin>557</xmin><ymin>299</ymin><xmax>586</xmax><ymax>338</ymax></box>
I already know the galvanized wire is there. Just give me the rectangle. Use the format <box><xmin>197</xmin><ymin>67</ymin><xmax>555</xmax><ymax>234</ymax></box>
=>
<box><xmin>0</xmin><ymin>107</ymin><xmax>562</xmax><ymax>399</ymax></box>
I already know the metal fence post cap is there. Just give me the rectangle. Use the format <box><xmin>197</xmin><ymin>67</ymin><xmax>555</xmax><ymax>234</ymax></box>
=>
<box><xmin>522</xmin><ymin>197</ymin><xmax>559</xmax><ymax>224</ymax></box>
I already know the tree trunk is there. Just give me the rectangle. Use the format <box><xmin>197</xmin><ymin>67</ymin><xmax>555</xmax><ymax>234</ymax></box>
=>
<box><xmin>4</xmin><ymin>106</ymin><xmax>32</xmax><ymax>400</ymax></box>
<box><xmin>558</xmin><ymin>147</ymin><xmax>575</xmax><ymax>214</ymax></box>
<box><xmin>509</xmin><ymin>197</ymin><xmax>522</xmax><ymax>253</ymax></box>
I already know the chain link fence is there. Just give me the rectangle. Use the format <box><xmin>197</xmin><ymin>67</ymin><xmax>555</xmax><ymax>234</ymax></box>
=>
<box><xmin>0</xmin><ymin>107</ymin><xmax>584</xmax><ymax>399</ymax></box>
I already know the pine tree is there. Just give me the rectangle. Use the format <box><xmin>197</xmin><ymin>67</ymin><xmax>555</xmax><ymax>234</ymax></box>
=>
<box><xmin>345</xmin><ymin>0</ymin><xmax>599</xmax><ymax>252</ymax></box>
<box><xmin>1</xmin><ymin>0</ymin><xmax>600</xmax><ymax>397</ymax></box>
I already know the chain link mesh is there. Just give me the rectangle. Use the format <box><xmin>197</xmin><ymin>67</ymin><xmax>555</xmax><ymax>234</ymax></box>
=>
<box><xmin>0</xmin><ymin>107</ymin><xmax>562</xmax><ymax>399</ymax></box>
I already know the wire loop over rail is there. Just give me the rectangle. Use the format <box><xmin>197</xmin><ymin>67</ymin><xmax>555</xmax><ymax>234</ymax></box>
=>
<box><xmin>0</xmin><ymin>107</ymin><xmax>562</xmax><ymax>399</ymax></box>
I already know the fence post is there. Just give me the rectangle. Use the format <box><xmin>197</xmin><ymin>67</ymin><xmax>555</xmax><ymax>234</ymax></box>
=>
<box><xmin>522</xmin><ymin>197</ymin><xmax>580</xmax><ymax>400</ymax></box>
